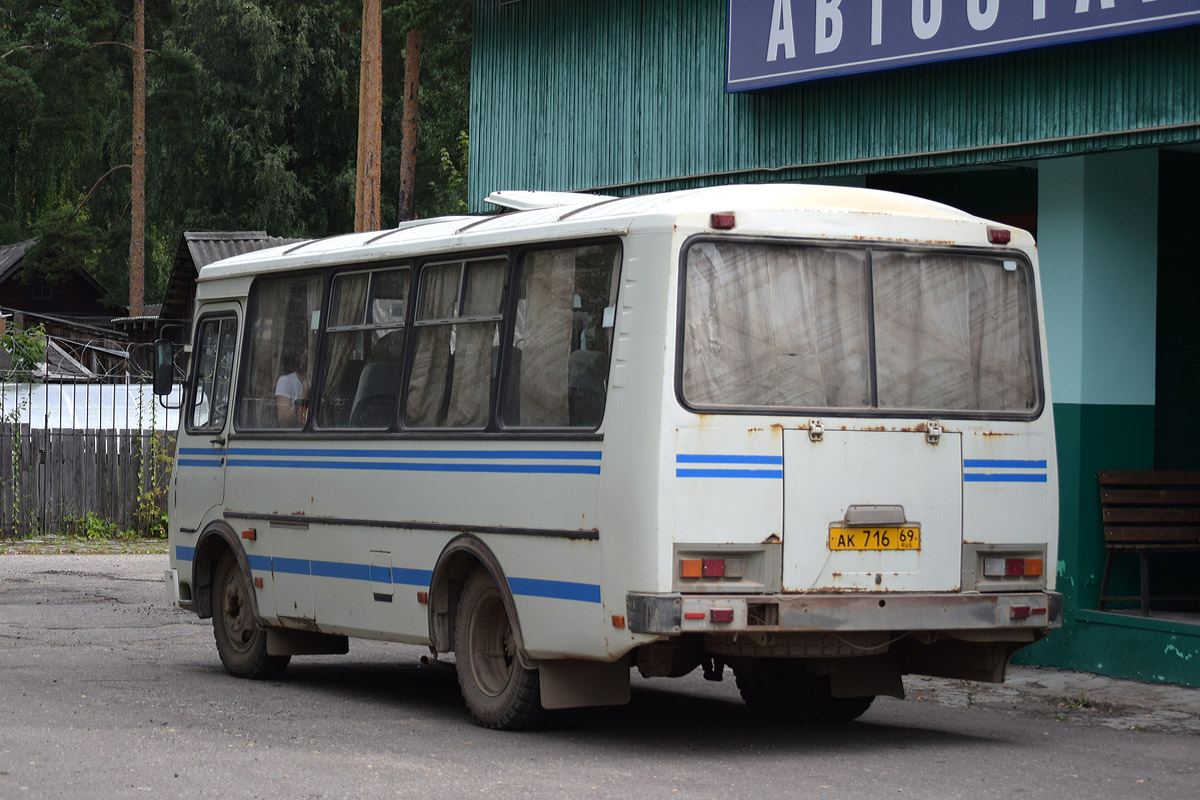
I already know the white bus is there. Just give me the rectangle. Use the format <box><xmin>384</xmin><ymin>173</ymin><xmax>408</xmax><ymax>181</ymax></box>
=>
<box><xmin>158</xmin><ymin>184</ymin><xmax>1060</xmax><ymax>729</ymax></box>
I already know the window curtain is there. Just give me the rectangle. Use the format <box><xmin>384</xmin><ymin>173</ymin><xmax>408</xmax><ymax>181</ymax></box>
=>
<box><xmin>317</xmin><ymin>273</ymin><xmax>371</xmax><ymax>427</ymax></box>
<box><xmin>874</xmin><ymin>253</ymin><xmax>1033</xmax><ymax>411</ymax></box>
<box><xmin>444</xmin><ymin>261</ymin><xmax>507</xmax><ymax>427</ymax></box>
<box><xmin>405</xmin><ymin>264</ymin><xmax>461</xmax><ymax>427</ymax></box>
<box><xmin>514</xmin><ymin>249</ymin><xmax>573</xmax><ymax>426</ymax></box>
<box><xmin>683</xmin><ymin>242</ymin><xmax>870</xmax><ymax>408</ymax></box>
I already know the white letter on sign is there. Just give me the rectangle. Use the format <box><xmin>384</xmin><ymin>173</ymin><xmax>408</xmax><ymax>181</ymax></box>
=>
<box><xmin>767</xmin><ymin>0</ymin><xmax>796</xmax><ymax>62</ymax></box>
<box><xmin>911</xmin><ymin>0</ymin><xmax>943</xmax><ymax>40</ymax></box>
<box><xmin>1034</xmin><ymin>0</ymin><xmax>1046</xmax><ymax>20</ymax></box>
<box><xmin>815</xmin><ymin>0</ymin><xmax>844</xmax><ymax>54</ymax></box>
<box><xmin>872</xmin><ymin>0</ymin><xmax>884</xmax><ymax>45</ymax></box>
<box><xmin>1075</xmin><ymin>0</ymin><xmax>1116</xmax><ymax>11</ymax></box>
<box><xmin>968</xmin><ymin>0</ymin><xmax>999</xmax><ymax>31</ymax></box>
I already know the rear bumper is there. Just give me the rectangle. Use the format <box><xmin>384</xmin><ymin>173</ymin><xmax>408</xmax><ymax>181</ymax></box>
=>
<box><xmin>626</xmin><ymin>590</ymin><xmax>1062</xmax><ymax>635</ymax></box>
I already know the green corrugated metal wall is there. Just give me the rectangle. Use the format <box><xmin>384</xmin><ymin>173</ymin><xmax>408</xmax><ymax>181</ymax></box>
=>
<box><xmin>469</xmin><ymin>0</ymin><xmax>1200</xmax><ymax>210</ymax></box>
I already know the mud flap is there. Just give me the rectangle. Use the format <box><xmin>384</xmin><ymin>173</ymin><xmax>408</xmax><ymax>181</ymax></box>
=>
<box><xmin>539</xmin><ymin>658</ymin><xmax>631</xmax><ymax>710</ymax></box>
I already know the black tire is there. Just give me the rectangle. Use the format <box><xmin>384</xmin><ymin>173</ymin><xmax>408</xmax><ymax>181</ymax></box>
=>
<box><xmin>454</xmin><ymin>569</ymin><xmax>545</xmax><ymax>730</ymax></box>
<box><xmin>821</xmin><ymin>694</ymin><xmax>875</xmax><ymax>722</ymax></box>
<box><xmin>212</xmin><ymin>552</ymin><xmax>290</xmax><ymax>679</ymax></box>
<box><xmin>735</xmin><ymin>660</ymin><xmax>831</xmax><ymax>722</ymax></box>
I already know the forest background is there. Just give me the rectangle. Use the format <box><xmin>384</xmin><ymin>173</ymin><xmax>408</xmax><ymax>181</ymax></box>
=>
<box><xmin>0</xmin><ymin>0</ymin><xmax>471</xmax><ymax>311</ymax></box>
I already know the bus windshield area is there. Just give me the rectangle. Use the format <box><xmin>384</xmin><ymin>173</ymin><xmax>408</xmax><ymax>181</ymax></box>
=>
<box><xmin>681</xmin><ymin>240</ymin><xmax>1040</xmax><ymax>416</ymax></box>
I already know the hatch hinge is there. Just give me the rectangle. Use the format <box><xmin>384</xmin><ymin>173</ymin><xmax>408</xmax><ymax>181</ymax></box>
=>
<box><xmin>925</xmin><ymin>419</ymin><xmax>942</xmax><ymax>445</ymax></box>
<box><xmin>808</xmin><ymin>418</ymin><xmax>824</xmax><ymax>443</ymax></box>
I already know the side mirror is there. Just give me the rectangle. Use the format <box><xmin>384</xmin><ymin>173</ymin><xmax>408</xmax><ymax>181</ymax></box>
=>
<box><xmin>152</xmin><ymin>338</ymin><xmax>175</xmax><ymax>396</ymax></box>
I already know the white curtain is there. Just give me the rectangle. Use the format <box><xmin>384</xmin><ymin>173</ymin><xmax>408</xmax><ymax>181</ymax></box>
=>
<box><xmin>682</xmin><ymin>242</ymin><xmax>870</xmax><ymax>408</ymax></box>
<box><xmin>874</xmin><ymin>252</ymin><xmax>1034</xmax><ymax>411</ymax></box>
<box><xmin>515</xmin><ymin>249</ymin><xmax>573</xmax><ymax>425</ymax></box>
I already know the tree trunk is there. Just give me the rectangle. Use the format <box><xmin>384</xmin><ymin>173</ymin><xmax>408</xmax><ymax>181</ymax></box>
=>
<box><xmin>128</xmin><ymin>0</ymin><xmax>146</xmax><ymax>317</ymax></box>
<box><xmin>397</xmin><ymin>27</ymin><xmax>422</xmax><ymax>224</ymax></box>
<box><xmin>354</xmin><ymin>0</ymin><xmax>384</xmax><ymax>233</ymax></box>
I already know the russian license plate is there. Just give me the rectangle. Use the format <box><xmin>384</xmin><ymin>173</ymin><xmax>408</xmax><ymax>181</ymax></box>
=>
<box><xmin>829</xmin><ymin>527</ymin><xmax>921</xmax><ymax>551</ymax></box>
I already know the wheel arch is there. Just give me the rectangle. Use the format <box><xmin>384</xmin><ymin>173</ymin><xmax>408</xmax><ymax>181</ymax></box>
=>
<box><xmin>191</xmin><ymin>521</ymin><xmax>262</xmax><ymax>623</ymax></box>
<box><xmin>427</xmin><ymin>534</ymin><xmax>532</xmax><ymax>669</ymax></box>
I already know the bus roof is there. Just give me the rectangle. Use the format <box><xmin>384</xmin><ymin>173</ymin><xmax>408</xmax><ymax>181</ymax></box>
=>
<box><xmin>197</xmin><ymin>183</ymin><xmax>1022</xmax><ymax>282</ymax></box>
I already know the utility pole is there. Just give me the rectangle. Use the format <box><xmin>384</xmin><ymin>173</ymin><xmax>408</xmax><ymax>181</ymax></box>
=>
<box><xmin>129</xmin><ymin>0</ymin><xmax>145</xmax><ymax>316</ymax></box>
<box><xmin>355</xmin><ymin>0</ymin><xmax>383</xmax><ymax>233</ymax></box>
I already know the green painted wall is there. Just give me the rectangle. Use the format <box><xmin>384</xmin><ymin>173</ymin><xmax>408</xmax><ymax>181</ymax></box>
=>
<box><xmin>470</xmin><ymin>0</ymin><xmax>1200</xmax><ymax>210</ymax></box>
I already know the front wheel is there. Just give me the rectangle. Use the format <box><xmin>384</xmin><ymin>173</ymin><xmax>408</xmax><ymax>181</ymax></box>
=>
<box><xmin>212</xmin><ymin>552</ymin><xmax>289</xmax><ymax>679</ymax></box>
<box><xmin>454</xmin><ymin>569</ymin><xmax>545</xmax><ymax>730</ymax></box>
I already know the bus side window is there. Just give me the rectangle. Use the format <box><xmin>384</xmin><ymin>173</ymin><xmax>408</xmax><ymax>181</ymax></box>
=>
<box><xmin>189</xmin><ymin>317</ymin><xmax>237</xmax><ymax>432</ymax></box>
<box><xmin>405</xmin><ymin>257</ymin><xmax>507</xmax><ymax>429</ymax></box>
<box><xmin>501</xmin><ymin>243</ymin><xmax>621</xmax><ymax>429</ymax></box>
<box><xmin>236</xmin><ymin>273</ymin><xmax>323</xmax><ymax>431</ymax></box>
<box><xmin>316</xmin><ymin>266</ymin><xmax>409</xmax><ymax>430</ymax></box>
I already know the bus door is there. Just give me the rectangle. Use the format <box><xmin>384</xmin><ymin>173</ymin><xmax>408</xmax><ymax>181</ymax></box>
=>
<box><xmin>175</xmin><ymin>308</ymin><xmax>240</xmax><ymax>532</ymax></box>
<box><xmin>782</xmin><ymin>427</ymin><xmax>963</xmax><ymax>593</ymax></box>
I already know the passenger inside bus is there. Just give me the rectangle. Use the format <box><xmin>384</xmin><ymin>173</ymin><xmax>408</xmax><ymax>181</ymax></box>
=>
<box><xmin>275</xmin><ymin>344</ymin><xmax>311</xmax><ymax>427</ymax></box>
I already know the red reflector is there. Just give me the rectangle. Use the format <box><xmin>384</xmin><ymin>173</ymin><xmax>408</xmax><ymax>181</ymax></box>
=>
<box><xmin>611</xmin><ymin>615</ymin><xmax>626</xmax><ymax>629</ymax></box>
<box><xmin>1010</xmin><ymin>605</ymin><xmax>1031</xmax><ymax>620</ymax></box>
<box><xmin>253</xmin><ymin>577</ymin><xmax>263</xmax><ymax>589</ymax></box>
<box><xmin>710</xmin><ymin>608</ymin><xmax>735</xmax><ymax>623</ymax></box>
<box><xmin>241</xmin><ymin>528</ymin><xmax>256</xmax><ymax>541</ymax></box>
<box><xmin>1005</xmin><ymin>558</ymin><xmax>1025</xmax><ymax>576</ymax></box>
<box><xmin>987</xmin><ymin>227</ymin><xmax>1012</xmax><ymax>244</ymax></box>
<box><xmin>711</xmin><ymin>213</ymin><xmax>736</xmax><ymax>230</ymax></box>
<box><xmin>1030</xmin><ymin>607</ymin><xmax>1048</xmax><ymax>616</ymax></box>
<box><xmin>417</xmin><ymin>592</ymin><xmax>428</xmax><ymax>604</ymax></box>
<box><xmin>702</xmin><ymin>559</ymin><xmax>725</xmax><ymax>578</ymax></box>
<box><xmin>684</xmin><ymin>612</ymin><xmax>706</xmax><ymax>620</ymax></box>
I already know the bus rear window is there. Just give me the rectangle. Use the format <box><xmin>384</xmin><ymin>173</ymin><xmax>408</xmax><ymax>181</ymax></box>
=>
<box><xmin>681</xmin><ymin>240</ymin><xmax>1039</xmax><ymax>416</ymax></box>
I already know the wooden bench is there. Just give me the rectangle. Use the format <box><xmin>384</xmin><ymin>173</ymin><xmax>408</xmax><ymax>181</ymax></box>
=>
<box><xmin>1097</xmin><ymin>470</ymin><xmax>1200</xmax><ymax>615</ymax></box>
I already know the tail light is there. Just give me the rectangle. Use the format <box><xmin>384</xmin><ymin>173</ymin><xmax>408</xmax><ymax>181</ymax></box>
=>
<box><xmin>983</xmin><ymin>557</ymin><xmax>1043</xmax><ymax>578</ymax></box>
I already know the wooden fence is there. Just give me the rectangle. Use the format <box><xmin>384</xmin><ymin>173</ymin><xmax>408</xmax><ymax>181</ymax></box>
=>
<box><xmin>0</xmin><ymin>424</ymin><xmax>173</xmax><ymax>538</ymax></box>
<box><xmin>0</xmin><ymin>380</ymin><xmax>175</xmax><ymax>538</ymax></box>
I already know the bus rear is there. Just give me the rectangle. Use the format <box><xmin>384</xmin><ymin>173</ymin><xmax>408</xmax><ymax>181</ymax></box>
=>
<box><xmin>627</xmin><ymin>194</ymin><xmax>1059</xmax><ymax>721</ymax></box>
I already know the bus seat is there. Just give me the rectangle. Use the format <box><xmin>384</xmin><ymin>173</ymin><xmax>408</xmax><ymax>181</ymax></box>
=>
<box><xmin>568</xmin><ymin>349</ymin><xmax>607</xmax><ymax>427</ymax></box>
<box><xmin>349</xmin><ymin>362</ymin><xmax>401</xmax><ymax>427</ymax></box>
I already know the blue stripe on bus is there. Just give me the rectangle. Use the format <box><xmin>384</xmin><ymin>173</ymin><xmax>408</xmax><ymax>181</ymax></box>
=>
<box><xmin>246</xmin><ymin>554</ymin><xmax>272</xmax><ymax>571</ymax></box>
<box><xmin>177</xmin><ymin>459</ymin><xmax>223</xmax><ymax>468</ymax></box>
<box><xmin>676</xmin><ymin>454</ymin><xmax>783</xmax><ymax>465</ymax></box>
<box><xmin>676</xmin><ymin>468</ymin><xmax>784</xmax><ymax>479</ymax></box>
<box><xmin>508</xmin><ymin>577</ymin><xmax>602</xmax><ymax>604</ymax></box>
<box><xmin>272</xmin><ymin>556</ymin><xmax>312</xmax><ymax>575</ymax></box>
<box><xmin>964</xmin><ymin>473</ymin><xmax>1048</xmax><ymax>483</ymax></box>
<box><xmin>963</xmin><ymin>459</ymin><xmax>1048</xmax><ymax>469</ymax></box>
<box><xmin>226</xmin><ymin>447</ymin><xmax>601</xmax><ymax>461</ymax></box>
<box><xmin>171</xmin><ymin>548</ymin><xmax>588</xmax><ymax>601</ymax></box>
<box><xmin>225</xmin><ymin>458</ymin><xmax>601</xmax><ymax>475</ymax></box>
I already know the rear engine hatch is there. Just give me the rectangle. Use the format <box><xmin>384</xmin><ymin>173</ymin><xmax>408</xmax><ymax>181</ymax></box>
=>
<box><xmin>782</xmin><ymin>428</ymin><xmax>962</xmax><ymax>592</ymax></box>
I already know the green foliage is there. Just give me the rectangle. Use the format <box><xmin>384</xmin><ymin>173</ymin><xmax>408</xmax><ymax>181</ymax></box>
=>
<box><xmin>66</xmin><ymin>511</ymin><xmax>137</xmax><ymax>541</ymax></box>
<box><xmin>0</xmin><ymin>324</ymin><xmax>47</xmax><ymax>377</ymax></box>
<box><xmin>1</xmin><ymin>0</ymin><xmax>473</xmax><ymax>308</ymax></box>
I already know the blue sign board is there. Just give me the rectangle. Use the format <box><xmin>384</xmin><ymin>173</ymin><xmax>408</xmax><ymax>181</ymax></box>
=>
<box><xmin>727</xmin><ymin>0</ymin><xmax>1200</xmax><ymax>92</ymax></box>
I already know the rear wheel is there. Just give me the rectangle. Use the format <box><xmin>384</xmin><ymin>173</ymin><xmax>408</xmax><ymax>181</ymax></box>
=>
<box><xmin>735</xmin><ymin>660</ymin><xmax>831</xmax><ymax>722</ymax></box>
<box><xmin>212</xmin><ymin>552</ymin><xmax>289</xmax><ymax>679</ymax></box>
<box><xmin>454</xmin><ymin>569</ymin><xmax>544</xmax><ymax>730</ymax></box>
<box><xmin>821</xmin><ymin>694</ymin><xmax>876</xmax><ymax>722</ymax></box>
